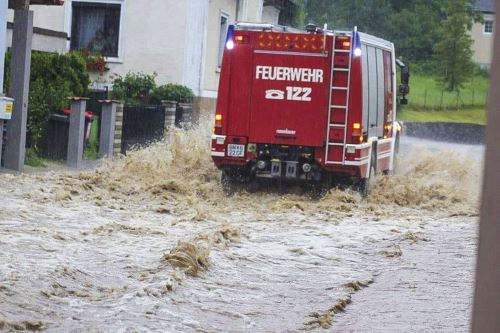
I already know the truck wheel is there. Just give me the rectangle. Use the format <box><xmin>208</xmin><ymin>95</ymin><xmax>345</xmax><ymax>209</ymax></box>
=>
<box><xmin>359</xmin><ymin>155</ymin><xmax>376</xmax><ymax>197</ymax></box>
<box><xmin>244</xmin><ymin>179</ymin><xmax>260</xmax><ymax>193</ymax></box>
<box><xmin>221</xmin><ymin>171</ymin><xmax>238</xmax><ymax>195</ymax></box>
<box><xmin>308</xmin><ymin>172</ymin><xmax>332</xmax><ymax>199</ymax></box>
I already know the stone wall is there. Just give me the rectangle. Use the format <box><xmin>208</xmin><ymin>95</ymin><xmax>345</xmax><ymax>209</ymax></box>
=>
<box><xmin>113</xmin><ymin>104</ymin><xmax>124</xmax><ymax>155</ymax></box>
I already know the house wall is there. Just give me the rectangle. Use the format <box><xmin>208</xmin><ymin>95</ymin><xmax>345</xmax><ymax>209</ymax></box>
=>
<box><xmin>238</xmin><ymin>0</ymin><xmax>263</xmax><ymax>22</ymax></box>
<box><xmin>201</xmin><ymin>0</ymin><xmax>238</xmax><ymax>99</ymax></box>
<box><xmin>78</xmin><ymin>0</ymin><xmax>190</xmax><ymax>89</ymax></box>
<box><xmin>3</xmin><ymin>0</ymin><xmax>273</xmax><ymax>114</ymax></box>
<box><xmin>471</xmin><ymin>13</ymin><xmax>495</xmax><ymax>67</ymax></box>
<box><xmin>6</xmin><ymin>28</ymin><xmax>67</xmax><ymax>53</ymax></box>
<box><xmin>182</xmin><ymin>0</ymin><xmax>209</xmax><ymax>95</ymax></box>
<box><xmin>6</xmin><ymin>6</ymin><xmax>67</xmax><ymax>53</ymax></box>
<box><xmin>201</xmin><ymin>0</ymin><xmax>274</xmax><ymax>99</ymax></box>
<box><xmin>10</xmin><ymin>0</ymin><xmax>192</xmax><ymax>89</ymax></box>
<box><xmin>262</xmin><ymin>5</ymin><xmax>280</xmax><ymax>24</ymax></box>
<box><xmin>7</xmin><ymin>5</ymin><xmax>66</xmax><ymax>32</ymax></box>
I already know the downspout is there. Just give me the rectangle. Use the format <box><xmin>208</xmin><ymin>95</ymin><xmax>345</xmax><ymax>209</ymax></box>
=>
<box><xmin>236</xmin><ymin>0</ymin><xmax>240</xmax><ymax>21</ymax></box>
<box><xmin>0</xmin><ymin>0</ymin><xmax>7</xmax><ymax>93</ymax></box>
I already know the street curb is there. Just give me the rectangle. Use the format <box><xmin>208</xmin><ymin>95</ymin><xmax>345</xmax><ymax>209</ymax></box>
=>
<box><xmin>403</xmin><ymin>122</ymin><xmax>485</xmax><ymax>144</ymax></box>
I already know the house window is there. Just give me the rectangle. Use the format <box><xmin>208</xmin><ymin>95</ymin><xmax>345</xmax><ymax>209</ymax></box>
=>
<box><xmin>218</xmin><ymin>14</ymin><xmax>229</xmax><ymax>68</ymax></box>
<box><xmin>484</xmin><ymin>20</ymin><xmax>493</xmax><ymax>34</ymax></box>
<box><xmin>71</xmin><ymin>1</ymin><xmax>122</xmax><ymax>58</ymax></box>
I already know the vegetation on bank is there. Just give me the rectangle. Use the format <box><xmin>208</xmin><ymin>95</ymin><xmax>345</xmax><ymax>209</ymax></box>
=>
<box><xmin>395</xmin><ymin>70</ymin><xmax>489</xmax><ymax>125</ymax></box>
<box><xmin>397</xmin><ymin>108</ymin><xmax>487</xmax><ymax>125</ymax></box>
<box><xmin>300</xmin><ymin>1</ymin><xmax>489</xmax><ymax>124</ymax></box>
<box><xmin>406</xmin><ymin>73</ymin><xmax>489</xmax><ymax>110</ymax></box>
<box><xmin>303</xmin><ymin>0</ymin><xmax>483</xmax><ymax>91</ymax></box>
<box><xmin>397</xmin><ymin>69</ymin><xmax>488</xmax><ymax>125</ymax></box>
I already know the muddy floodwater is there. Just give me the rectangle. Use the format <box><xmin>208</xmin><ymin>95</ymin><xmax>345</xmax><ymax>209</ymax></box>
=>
<box><xmin>0</xmin><ymin>124</ymin><xmax>482</xmax><ymax>332</ymax></box>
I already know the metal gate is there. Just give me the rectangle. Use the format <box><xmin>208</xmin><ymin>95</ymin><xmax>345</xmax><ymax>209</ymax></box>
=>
<box><xmin>121</xmin><ymin>104</ymin><xmax>165</xmax><ymax>154</ymax></box>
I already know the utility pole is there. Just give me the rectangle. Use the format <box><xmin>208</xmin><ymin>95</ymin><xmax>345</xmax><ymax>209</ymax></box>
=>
<box><xmin>3</xmin><ymin>0</ymin><xmax>33</xmax><ymax>172</ymax></box>
<box><xmin>472</xmin><ymin>0</ymin><xmax>500</xmax><ymax>331</ymax></box>
<box><xmin>0</xmin><ymin>0</ymin><xmax>7</xmax><ymax>91</ymax></box>
<box><xmin>0</xmin><ymin>0</ymin><xmax>10</xmax><ymax>166</ymax></box>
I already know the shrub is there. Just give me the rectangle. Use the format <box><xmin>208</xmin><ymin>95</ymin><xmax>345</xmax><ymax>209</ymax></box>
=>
<box><xmin>3</xmin><ymin>50</ymin><xmax>90</xmax><ymax>151</ymax></box>
<box><xmin>3</xmin><ymin>50</ymin><xmax>10</xmax><ymax>93</ymax></box>
<box><xmin>473</xmin><ymin>63</ymin><xmax>490</xmax><ymax>78</ymax></box>
<box><xmin>151</xmin><ymin>83</ymin><xmax>194</xmax><ymax>104</ymax></box>
<box><xmin>110</xmin><ymin>72</ymin><xmax>157</xmax><ymax>105</ymax></box>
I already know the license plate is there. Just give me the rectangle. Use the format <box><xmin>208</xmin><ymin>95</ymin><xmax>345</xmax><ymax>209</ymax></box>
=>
<box><xmin>227</xmin><ymin>144</ymin><xmax>245</xmax><ymax>157</ymax></box>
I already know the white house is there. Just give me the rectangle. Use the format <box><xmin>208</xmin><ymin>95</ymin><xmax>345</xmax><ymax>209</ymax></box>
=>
<box><xmin>5</xmin><ymin>0</ymin><xmax>300</xmax><ymax>113</ymax></box>
<box><xmin>471</xmin><ymin>0</ymin><xmax>495</xmax><ymax>67</ymax></box>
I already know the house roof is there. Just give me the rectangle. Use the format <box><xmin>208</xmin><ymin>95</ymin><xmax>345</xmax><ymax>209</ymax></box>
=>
<box><xmin>8</xmin><ymin>0</ymin><xmax>64</xmax><ymax>9</ymax></box>
<box><xmin>264</xmin><ymin>0</ymin><xmax>300</xmax><ymax>9</ymax></box>
<box><xmin>473</xmin><ymin>0</ymin><xmax>495</xmax><ymax>13</ymax></box>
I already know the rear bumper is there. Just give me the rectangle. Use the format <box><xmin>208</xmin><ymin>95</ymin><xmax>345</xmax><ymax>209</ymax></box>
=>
<box><xmin>212</xmin><ymin>135</ymin><xmax>395</xmax><ymax>180</ymax></box>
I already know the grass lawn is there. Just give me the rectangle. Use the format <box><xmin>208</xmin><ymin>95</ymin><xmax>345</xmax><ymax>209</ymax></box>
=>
<box><xmin>408</xmin><ymin>74</ymin><xmax>489</xmax><ymax>110</ymax></box>
<box><xmin>397</xmin><ymin>107</ymin><xmax>487</xmax><ymax>125</ymax></box>
<box><xmin>24</xmin><ymin>148</ymin><xmax>49</xmax><ymax>167</ymax></box>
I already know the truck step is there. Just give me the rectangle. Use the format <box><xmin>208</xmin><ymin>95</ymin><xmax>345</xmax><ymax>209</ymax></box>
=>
<box><xmin>334</xmin><ymin>49</ymin><xmax>351</xmax><ymax>53</ymax></box>
<box><xmin>327</xmin><ymin>143</ymin><xmax>344</xmax><ymax>146</ymax></box>
<box><xmin>325</xmin><ymin>161</ymin><xmax>343</xmax><ymax>165</ymax></box>
<box><xmin>330</xmin><ymin>105</ymin><xmax>347</xmax><ymax>109</ymax></box>
<box><xmin>333</xmin><ymin>68</ymin><xmax>349</xmax><ymax>72</ymax></box>
<box><xmin>329</xmin><ymin>124</ymin><xmax>346</xmax><ymax>128</ymax></box>
<box><xmin>332</xmin><ymin>86</ymin><xmax>348</xmax><ymax>90</ymax></box>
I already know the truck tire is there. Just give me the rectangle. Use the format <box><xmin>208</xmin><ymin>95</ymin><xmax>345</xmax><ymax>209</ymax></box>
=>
<box><xmin>221</xmin><ymin>171</ymin><xmax>238</xmax><ymax>195</ymax></box>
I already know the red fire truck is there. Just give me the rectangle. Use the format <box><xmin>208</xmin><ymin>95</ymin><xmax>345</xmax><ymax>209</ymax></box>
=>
<box><xmin>211</xmin><ymin>23</ymin><xmax>409</xmax><ymax>194</ymax></box>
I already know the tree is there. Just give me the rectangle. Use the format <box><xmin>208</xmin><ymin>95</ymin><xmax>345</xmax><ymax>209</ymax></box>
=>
<box><xmin>279</xmin><ymin>0</ymin><xmax>306</xmax><ymax>28</ymax></box>
<box><xmin>432</xmin><ymin>0</ymin><xmax>481</xmax><ymax>91</ymax></box>
<box><xmin>305</xmin><ymin>0</ymin><xmax>393</xmax><ymax>37</ymax></box>
<box><xmin>389</xmin><ymin>0</ymin><xmax>443</xmax><ymax>63</ymax></box>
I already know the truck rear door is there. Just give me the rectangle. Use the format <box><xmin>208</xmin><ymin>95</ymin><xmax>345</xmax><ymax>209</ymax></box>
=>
<box><xmin>249</xmin><ymin>51</ymin><xmax>330</xmax><ymax>147</ymax></box>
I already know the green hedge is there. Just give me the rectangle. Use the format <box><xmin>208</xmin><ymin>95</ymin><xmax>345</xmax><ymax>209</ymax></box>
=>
<box><xmin>109</xmin><ymin>72</ymin><xmax>156</xmax><ymax>105</ymax></box>
<box><xmin>3</xmin><ymin>50</ymin><xmax>90</xmax><ymax>150</ymax></box>
<box><xmin>151</xmin><ymin>83</ymin><xmax>194</xmax><ymax>104</ymax></box>
<box><xmin>109</xmin><ymin>72</ymin><xmax>194</xmax><ymax>105</ymax></box>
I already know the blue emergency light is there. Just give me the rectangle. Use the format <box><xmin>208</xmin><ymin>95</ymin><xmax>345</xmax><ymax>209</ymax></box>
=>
<box><xmin>353</xmin><ymin>26</ymin><xmax>362</xmax><ymax>57</ymax></box>
<box><xmin>226</xmin><ymin>25</ymin><xmax>235</xmax><ymax>50</ymax></box>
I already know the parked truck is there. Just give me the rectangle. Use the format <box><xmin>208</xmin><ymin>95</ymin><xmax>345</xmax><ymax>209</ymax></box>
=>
<box><xmin>211</xmin><ymin>23</ymin><xmax>409</xmax><ymax>194</ymax></box>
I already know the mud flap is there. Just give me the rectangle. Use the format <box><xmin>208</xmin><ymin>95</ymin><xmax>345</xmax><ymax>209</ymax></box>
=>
<box><xmin>271</xmin><ymin>161</ymin><xmax>282</xmax><ymax>178</ymax></box>
<box><xmin>285</xmin><ymin>162</ymin><xmax>298</xmax><ymax>178</ymax></box>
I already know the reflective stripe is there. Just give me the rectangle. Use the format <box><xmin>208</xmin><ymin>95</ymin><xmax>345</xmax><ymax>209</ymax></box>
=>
<box><xmin>344</xmin><ymin>160</ymin><xmax>370</xmax><ymax>166</ymax></box>
<box><xmin>254</xmin><ymin>50</ymin><xmax>328</xmax><ymax>57</ymax></box>
<box><xmin>378</xmin><ymin>152</ymin><xmax>392</xmax><ymax>159</ymax></box>
<box><xmin>211</xmin><ymin>135</ymin><xmax>226</xmax><ymax>141</ymax></box>
<box><xmin>345</xmin><ymin>143</ymin><xmax>371</xmax><ymax>150</ymax></box>
<box><xmin>377</xmin><ymin>138</ymin><xmax>393</xmax><ymax>145</ymax></box>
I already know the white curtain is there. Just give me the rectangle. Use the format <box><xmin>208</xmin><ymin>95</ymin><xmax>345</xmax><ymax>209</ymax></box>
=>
<box><xmin>74</xmin><ymin>8</ymin><xmax>105</xmax><ymax>50</ymax></box>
